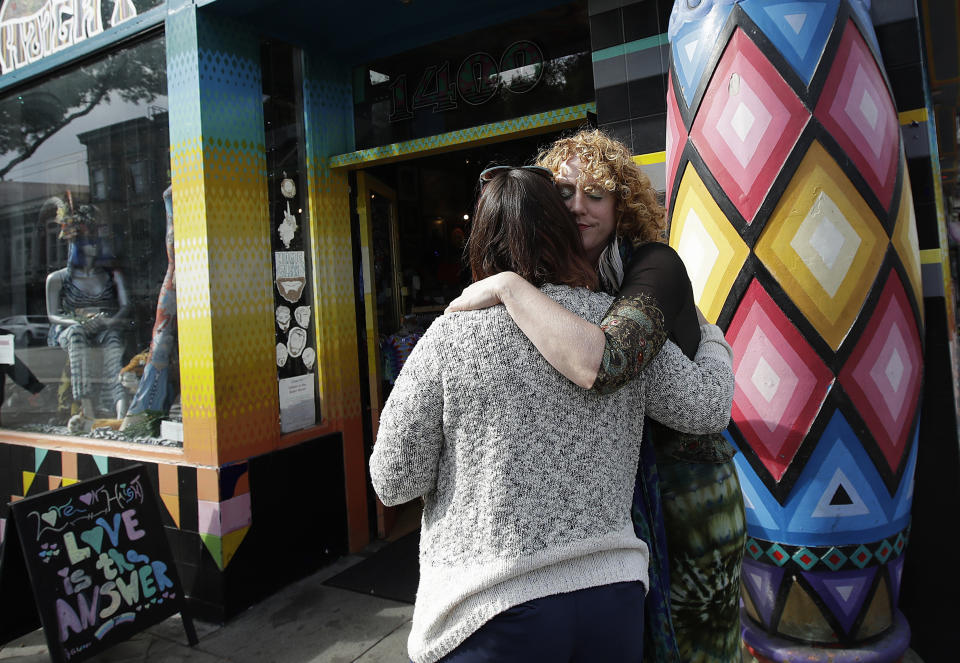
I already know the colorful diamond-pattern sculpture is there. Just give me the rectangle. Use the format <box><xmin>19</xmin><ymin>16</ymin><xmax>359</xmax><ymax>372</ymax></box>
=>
<box><xmin>767</xmin><ymin>542</ymin><xmax>790</xmax><ymax>566</ymax></box>
<box><xmin>839</xmin><ymin>270</ymin><xmax>922</xmax><ymax>475</ymax></box>
<box><xmin>742</xmin><ymin>558</ymin><xmax>786</xmax><ymax>628</ymax></box>
<box><xmin>739</xmin><ymin>0</ymin><xmax>840</xmax><ymax>84</ymax></box>
<box><xmin>850</xmin><ymin>544</ymin><xmax>873</xmax><ymax>568</ymax></box>
<box><xmin>892</xmin><ymin>159</ymin><xmax>924</xmax><ymax>316</ymax></box>
<box><xmin>665</xmin><ymin>75</ymin><xmax>687</xmax><ymax>208</ymax></box>
<box><xmin>786</xmin><ymin>410</ymin><xmax>894</xmax><ymax>545</ymax></box>
<box><xmin>802</xmin><ymin>567</ymin><xmax>877</xmax><ymax>634</ymax></box>
<box><xmin>671</xmin><ymin>3</ymin><xmax>737</xmax><ymax>108</ymax></box>
<box><xmin>728</xmin><ymin>280</ymin><xmax>833</xmax><ymax>482</ymax></box>
<box><xmin>754</xmin><ymin>141</ymin><xmax>888</xmax><ymax>350</ymax></box>
<box><xmin>875</xmin><ymin>539</ymin><xmax>893</xmax><ymax>563</ymax></box>
<box><xmin>815</xmin><ymin>20</ymin><xmax>900</xmax><ymax>211</ymax></box>
<box><xmin>887</xmin><ymin>553</ymin><xmax>906</xmax><ymax>607</ymax></box>
<box><xmin>669</xmin><ymin>163</ymin><xmax>750</xmax><ymax>322</ymax></box>
<box><xmin>792</xmin><ymin>547</ymin><xmax>819</xmax><ymax>570</ymax></box>
<box><xmin>821</xmin><ymin>546</ymin><xmax>848</xmax><ymax>571</ymax></box>
<box><xmin>690</xmin><ymin>29</ymin><xmax>809</xmax><ymax>224</ymax></box>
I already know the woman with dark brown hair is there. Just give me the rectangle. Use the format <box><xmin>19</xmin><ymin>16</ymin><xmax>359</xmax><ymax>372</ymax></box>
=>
<box><xmin>448</xmin><ymin>129</ymin><xmax>747</xmax><ymax>662</ymax></box>
<box><xmin>370</xmin><ymin>166</ymin><xmax>734</xmax><ymax>663</ymax></box>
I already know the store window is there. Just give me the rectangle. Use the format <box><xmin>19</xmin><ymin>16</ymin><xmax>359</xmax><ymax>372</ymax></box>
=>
<box><xmin>0</xmin><ymin>32</ymin><xmax>179</xmax><ymax>445</ymax></box>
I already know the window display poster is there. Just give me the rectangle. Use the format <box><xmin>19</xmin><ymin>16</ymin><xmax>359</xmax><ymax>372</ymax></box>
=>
<box><xmin>278</xmin><ymin>375</ymin><xmax>315</xmax><ymax>433</ymax></box>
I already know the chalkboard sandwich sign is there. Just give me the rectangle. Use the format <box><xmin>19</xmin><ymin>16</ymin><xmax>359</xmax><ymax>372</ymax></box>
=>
<box><xmin>0</xmin><ymin>465</ymin><xmax>196</xmax><ymax>662</ymax></box>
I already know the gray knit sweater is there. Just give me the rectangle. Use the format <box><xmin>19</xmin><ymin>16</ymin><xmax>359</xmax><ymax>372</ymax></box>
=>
<box><xmin>369</xmin><ymin>284</ymin><xmax>734</xmax><ymax>663</ymax></box>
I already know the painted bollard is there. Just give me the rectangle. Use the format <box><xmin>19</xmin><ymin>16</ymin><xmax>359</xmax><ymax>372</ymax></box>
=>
<box><xmin>665</xmin><ymin>1</ymin><xmax>921</xmax><ymax>661</ymax></box>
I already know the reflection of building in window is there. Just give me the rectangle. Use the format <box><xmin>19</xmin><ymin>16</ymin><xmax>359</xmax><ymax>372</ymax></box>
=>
<box><xmin>91</xmin><ymin>166</ymin><xmax>107</xmax><ymax>200</ymax></box>
<box><xmin>78</xmin><ymin>113</ymin><xmax>171</xmax><ymax>348</ymax></box>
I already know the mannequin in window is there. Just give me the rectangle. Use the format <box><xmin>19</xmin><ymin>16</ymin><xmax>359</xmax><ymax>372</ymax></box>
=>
<box><xmin>121</xmin><ymin>185</ymin><xmax>178</xmax><ymax>434</ymax></box>
<box><xmin>44</xmin><ymin>195</ymin><xmax>130</xmax><ymax>431</ymax></box>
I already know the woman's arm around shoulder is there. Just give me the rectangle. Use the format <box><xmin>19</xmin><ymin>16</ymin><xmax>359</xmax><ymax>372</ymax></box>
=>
<box><xmin>644</xmin><ymin>323</ymin><xmax>734</xmax><ymax>434</ymax></box>
<box><xmin>446</xmin><ymin>272</ymin><xmax>606</xmax><ymax>389</ymax></box>
<box><xmin>369</xmin><ymin>325</ymin><xmax>446</xmax><ymax>506</ymax></box>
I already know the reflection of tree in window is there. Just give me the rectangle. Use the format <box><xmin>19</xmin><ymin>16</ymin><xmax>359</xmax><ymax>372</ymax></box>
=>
<box><xmin>0</xmin><ymin>37</ymin><xmax>166</xmax><ymax>180</ymax></box>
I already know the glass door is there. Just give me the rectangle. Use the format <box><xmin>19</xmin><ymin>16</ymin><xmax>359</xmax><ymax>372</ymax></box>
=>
<box><xmin>356</xmin><ymin>171</ymin><xmax>403</xmax><ymax>538</ymax></box>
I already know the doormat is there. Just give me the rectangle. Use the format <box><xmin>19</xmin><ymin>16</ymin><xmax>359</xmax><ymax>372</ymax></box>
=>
<box><xmin>323</xmin><ymin>530</ymin><xmax>419</xmax><ymax>604</ymax></box>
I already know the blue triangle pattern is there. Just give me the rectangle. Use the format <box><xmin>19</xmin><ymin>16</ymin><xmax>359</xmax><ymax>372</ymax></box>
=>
<box><xmin>727</xmin><ymin>431</ymin><xmax>788</xmax><ymax>540</ymax></box>
<box><xmin>801</xmin><ymin>567</ymin><xmax>877</xmax><ymax>633</ymax></box>
<box><xmin>740</xmin><ymin>0</ymin><xmax>839</xmax><ymax>84</ymax></box>
<box><xmin>785</xmin><ymin>411</ymin><xmax>894</xmax><ymax>545</ymax></box>
<box><xmin>670</xmin><ymin>4</ymin><xmax>735</xmax><ymax>108</ymax></box>
<box><xmin>890</xmin><ymin>424</ymin><xmax>918</xmax><ymax>527</ymax></box>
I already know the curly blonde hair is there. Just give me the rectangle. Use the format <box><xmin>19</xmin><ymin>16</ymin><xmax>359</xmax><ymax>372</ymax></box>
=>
<box><xmin>536</xmin><ymin>129</ymin><xmax>666</xmax><ymax>245</ymax></box>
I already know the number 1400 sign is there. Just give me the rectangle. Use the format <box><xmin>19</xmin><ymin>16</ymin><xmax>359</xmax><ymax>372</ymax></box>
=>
<box><xmin>388</xmin><ymin>40</ymin><xmax>544</xmax><ymax>122</ymax></box>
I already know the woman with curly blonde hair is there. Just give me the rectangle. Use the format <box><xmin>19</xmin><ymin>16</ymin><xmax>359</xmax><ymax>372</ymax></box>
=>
<box><xmin>448</xmin><ymin>129</ymin><xmax>746</xmax><ymax>663</ymax></box>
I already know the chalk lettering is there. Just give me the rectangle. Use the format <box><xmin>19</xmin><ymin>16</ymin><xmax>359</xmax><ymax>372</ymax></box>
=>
<box><xmin>151</xmin><ymin>561</ymin><xmax>174</xmax><ymax>592</ymax></box>
<box><xmin>115</xmin><ymin>570</ymin><xmax>139</xmax><ymax>605</ymax></box>
<box><xmin>98</xmin><ymin>581</ymin><xmax>121</xmax><ymax>619</ymax></box>
<box><xmin>56</xmin><ymin>586</ymin><xmax>100</xmax><ymax>642</ymax></box>
<box><xmin>96</xmin><ymin>513</ymin><xmax>125</xmax><ymax>547</ymax></box>
<box><xmin>120</xmin><ymin>509</ymin><xmax>145</xmax><ymax>541</ymax></box>
<box><xmin>107</xmin><ymin>547</ymin><xmax>134</xmax><ymax>574</ymax></box>
<box><xmin>63</xmin><ymin>531</ymin><xmax>91</xmax><ymax>565</ymax></box>
<box><xmin>138</xmin><ymin>565</ymin><xmax>156</xmax><ymax>598</ymax></box>
<box><xmin>95</xmin><ymin>551</ymin><xmax>118</xmax><ymax>580</ymax></box>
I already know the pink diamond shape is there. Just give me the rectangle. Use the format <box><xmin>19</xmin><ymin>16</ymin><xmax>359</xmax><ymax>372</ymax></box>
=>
<box><xmin>728</xmin><ymin>280</ymin><xmax>834</xmax><ymax>481</ymax></box>
<box><xmin>815</xmin><ymin>20</ymin><xmax>899</xmax><ymax>212</ymax></box>
<box><xmin>690</xmin><ymin>29</ymin><xmax>809</xmax><ymax>224</ymax></box>
<box><xmin>665</xmin><ymin>75</ymin><xmax>687</xmax><ymax>209</ymax></box>
<box><xmin>839</xmin><ymin>270</ymin><xmax>922</xmax><ymax>474</ymax></box>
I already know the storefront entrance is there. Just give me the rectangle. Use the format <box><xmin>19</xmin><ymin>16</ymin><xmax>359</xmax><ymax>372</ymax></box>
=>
<box><xmin>354</xmin><ymin>130</ymin><xmax>568</xmax><ymax>539</ymax></box>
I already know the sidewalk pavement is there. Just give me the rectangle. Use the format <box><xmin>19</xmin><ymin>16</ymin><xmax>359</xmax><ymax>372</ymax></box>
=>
<box><xmin>0</xmin><ymin>541</ymin><xmax>926</xmax><ymax>663</ymax></box>
<box><xmin>0</xmin><ymin>543</ymin><xmax>414</xmax><ymax>663</ymax></box>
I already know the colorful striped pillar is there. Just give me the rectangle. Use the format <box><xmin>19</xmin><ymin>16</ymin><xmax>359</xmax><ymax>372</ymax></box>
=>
<box><xmin>665</xmin><ymin>2</ymin><xmax>921</xmax><ymax>660</ymax></box>
<box><xmin>166</xmin><ymin>6</ymin><xmax>280</xmax><ymax>466</ymax></box>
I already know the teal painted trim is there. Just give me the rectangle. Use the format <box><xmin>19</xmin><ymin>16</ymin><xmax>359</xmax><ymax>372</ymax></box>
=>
<box><xmin>592</xmin><ymin>34</ymin><xmax>669</xmax><ymax>63</ymax></box>
<box><xmin>330</xmin><ymin>102</ymin><xmax>595</xmax><ymax>168</ymax></box>
<box><xmin>0</xmin><ymin>5</ymin><xmax>167</xmax><ymax>94</ymax></box>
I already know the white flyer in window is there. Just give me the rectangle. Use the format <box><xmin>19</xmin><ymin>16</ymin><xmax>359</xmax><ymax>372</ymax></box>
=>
<box><xmin>0</xmin><ymin>334</ymin><xmax>13</xmax><ymax>365</ymax></box>
<box><xmin>278</xmin><ymin>374</ymin><xmax>315</xmax><ymax>433</ymax></box>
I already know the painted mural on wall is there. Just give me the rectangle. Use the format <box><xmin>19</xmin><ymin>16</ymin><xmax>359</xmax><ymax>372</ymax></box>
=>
<box><xmin>665</xmin><ymin>1</ymin><xmax>921</xmax><ymax>661</ymax></box>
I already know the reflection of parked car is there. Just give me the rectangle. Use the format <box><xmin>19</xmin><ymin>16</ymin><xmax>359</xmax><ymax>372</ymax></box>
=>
<box><xmin>0</xmin><ymin>315</ymin><xmax>51</xmax><ymax>346</ymax></box>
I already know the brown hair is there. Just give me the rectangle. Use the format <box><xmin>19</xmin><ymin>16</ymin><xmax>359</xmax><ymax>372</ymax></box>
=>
<box><xmin>467</xmin><ymin>168</ymin><xmax>598</xmax><ymax>290</ymax></box>
<box><xmin>536</xmin><ymin>128</ymin><xmax>666</xmax><ymax>245</ymax></box>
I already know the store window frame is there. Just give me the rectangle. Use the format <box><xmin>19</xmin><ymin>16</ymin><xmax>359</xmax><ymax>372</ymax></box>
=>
<box><xmin>0</xmin><ymin>12</ymin><xmax>181</xmax><ymax>460</ymax></box>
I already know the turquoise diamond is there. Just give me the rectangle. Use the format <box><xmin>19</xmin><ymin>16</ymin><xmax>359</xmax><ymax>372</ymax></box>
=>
<box><xmin>821</xmin><ymin>546</ymin><xmax>848</xmax><ymax>571</ymax></box>
<box><xmin>791</xmin><ymin>547</ymin><xmax>819</xmax><ymax>571</ymax></box>
<box><xmin>875</xmin><ymin>539</ymin><xmax>893</xmax><ymax>563</ymax></box>
<box><xmin>766</xmin><ymin>543</ymin><xmax>790</xmax><ymax>567</ymax></box>
<box><xmin>850</xmin><ymin>544</ymin><xmax>873</xmax><ymax>568</ymax></box>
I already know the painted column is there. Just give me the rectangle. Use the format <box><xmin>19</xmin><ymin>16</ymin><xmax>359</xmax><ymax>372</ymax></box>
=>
<box><xmin>166</xmin><ymin>5</ymin><xmax>279</xmax><ymax>466</ymax></box>
<box><xmin>301</xmin><ymin>53</ymin><xmax>369</xmax><ymax>551</ymax></box>
<box><xmin>665</xmin><ymin>1</ymin><xmax>921</xmax><ymax>661</ymax></box>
